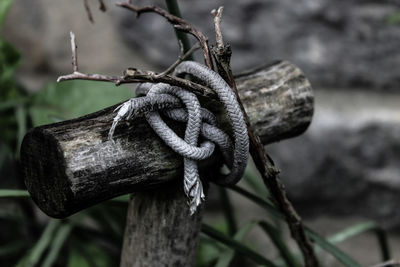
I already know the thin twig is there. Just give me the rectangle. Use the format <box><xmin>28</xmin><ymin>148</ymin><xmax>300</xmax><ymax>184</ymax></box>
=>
<box><xmin>211</xmin><ymin>7</ymin><xmax>224</xmax><ymax>49</ymax></box>
<box><xmin>165</xmin><ymin>0</ymin><xmax>192</xmax><ymax>56</ymax></box>
<box><xmin>99</xmin><ymin>0</ymin><xmax>106</xmax><ymax>12</ymax></box>
<box><xmin>83</xmin><ymin>0</ymin><xmax>106</xmax><ymax>23</ymax></box>
<box><xmin>57</xmin><ymin>72</ymin><xmax>121</xmax><ymax>83</ymax></box>
<box><xmin>371</xmin><ymin>260</ymin><xmax>400</xmax><ymax>267</ymax></box>
<box><xmin>58</xmin><ymin>71</ymin><xmax>217</xmax><ymax>99</ymax></box>
<box><xmin>57</xmin><ymin>34</ymin><xmax>216</xmax><ymax>99</ymax></box>
<box><xmin>116</xmin><ymin>1</ymin><xmax>213</xmax><ymax>70</ymax></box>
<box><xmin>83</xmin><ymin>0</ymin><xmax>94</xmax><ymax>23</ymax></box>
<box><xmin>70</xmin><ymin>32</ymin><xmax>78</xmax><ymax>72</ymax></box>
<box><xmin>155</xmin><ymin>42</ymin><xmax>201</xmax><ymax>78</ymax></box>
<box><xmin>210</xmin><ymin>6</ymin><xmax>319</xmax><ymax>267</ymax></box>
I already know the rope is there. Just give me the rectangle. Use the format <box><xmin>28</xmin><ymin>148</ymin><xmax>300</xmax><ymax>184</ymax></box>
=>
<box><xmin>109</xmin><ymin>61</ymin><xmax>249</xmax><ymax>214</ymax></box>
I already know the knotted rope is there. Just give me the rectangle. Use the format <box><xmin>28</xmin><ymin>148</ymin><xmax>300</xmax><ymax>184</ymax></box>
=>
<box><xmin>109</xmin><ymin>61</ymin><xmax>249</xmax><ymax>214</ymax></box>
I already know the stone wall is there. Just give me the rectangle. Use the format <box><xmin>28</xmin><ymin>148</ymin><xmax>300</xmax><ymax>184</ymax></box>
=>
<box><xmin>268</xmin><ymin>90</ymin><xmax>400</xmax><ymax>228</ymax></box>
<box><xmin>120</xmin><ymin>0</ymin><xmax>400</xmax><ymax>90</ymax></box>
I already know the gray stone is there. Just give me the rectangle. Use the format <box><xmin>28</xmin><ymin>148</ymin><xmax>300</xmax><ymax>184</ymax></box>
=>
<box><xmin>268</xmin><ymin>89</ymin><xmax>400</xmax><ymax>228</ymax></box>
<box><xmin>119</xmin><ymin>0</ymin><xmax>400</xmax><ymax>90</ymax></box>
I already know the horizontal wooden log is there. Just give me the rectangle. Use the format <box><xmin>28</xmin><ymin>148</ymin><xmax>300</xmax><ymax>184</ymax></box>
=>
<box><xmin>21</xmin><ymin>60</ymin><xmax>313</xmax><ymax>218</ymax></box>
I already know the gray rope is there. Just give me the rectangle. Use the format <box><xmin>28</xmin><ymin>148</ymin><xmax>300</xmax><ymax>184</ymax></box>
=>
<box><xmin>109</xmin><ymin>61</ymin><xmax>249</xmax><ymax>214</ymax></box>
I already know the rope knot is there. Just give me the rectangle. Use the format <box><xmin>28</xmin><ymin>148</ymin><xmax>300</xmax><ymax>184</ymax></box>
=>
<box><xmin>109</xmin><ymin>61</ymin><xmax>249</xmax><ymax>215</ymax></box>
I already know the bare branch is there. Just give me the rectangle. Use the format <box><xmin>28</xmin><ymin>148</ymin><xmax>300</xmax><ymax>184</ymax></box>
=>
<box><xmin>210</xmin><ymin>5</ymin><xmax>319</xmax><ymax>267</ymax></box>
<box><xmin>83</xmin><ymin>0</ymin><xmax>94</xmax><ymax>23</ymax></box>
<box><xmin>70</xmin><ymin>32</ymin><xmax>78</xmax><ymax>72</ymax></box>
<box><xmin>116</xmin><ymin>1</ymin><xmax>213</xmax><ymax>70</ymax></box>
<box><xmin>58</xmin><ymin>70</ymin><xmax>217</xmax><ymax>100</ymax></box>
<box><xmin>99</xmin><ymin>0</ymin><xmax>106</xmax><ymax>12</ymax></box>
<box><xmin>155</xmin><ymin>42</ymin><xmax>201</xmax><ymax>78</ymax></box>
<box><xmin>57</xmin><ymin>72</ymin><xmax>121</xmax><ymax>83</ymax></box>
<box><xmin>211</xmin><ymin>7</ymin><xmax>224</xmax><ymax>49</ymax></box>
<box><xmin>83</xmin><ymin>0</ymin><xmax>105</xmax><ymax>22</ymax></box>
<box><xmin>371</xmin><ymin>260</ymin><xmax>400</xmax><ymax>267</ymax></box>
<box><xmin>177</xmin><ymin>40</ymin><xmax>185</xmax><ymax>56</ymax></box>
<box><xmin>57</xmin><ymin>33</ymin><xmax>216</xmax><ymax>99</ymax></box>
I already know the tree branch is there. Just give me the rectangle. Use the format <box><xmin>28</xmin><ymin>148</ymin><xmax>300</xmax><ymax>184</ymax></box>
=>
<box><xmin>210</xmin><ymin>6</ymin><xmax>319</xmax><ymax>267</ymax></box>
<box><xmin>83</xmin><ymin>0</ymin><xmax>94</xmax><ymax>23</ymax></box>
<box><xmin>211</xmin><ymin>7</ymin><xmax>224</xmax><ymax>49</ymax></box>
<box><xmin>99</xmin><ymin>0</ymin><xmax>106</xmax><ymax>12</ymax></box>
<box><xmin>69</xmin><ymin>32</ymin><xmax>78</xmax><ymax>72</ymax></box>
<box><xmin>57</xmin><ymin>70</ymin><xmax>217</xmax><ymax>100</ymax></box>
<box><xmin>165</xmin><ymin>0</ymin><xmax>192</xmax><ymax>57</ymax></box>
<box><xmin>82</xmin><ymin>0</ymin><xmax>106</xmax><ymax>23</ymax></box>
<box><xmin>116</xmin><ymin>1</ymin><xmax>213</xmax><ymax>69</ymax></box>
<box><xmin>155</xmin><ymin>41</ymin><xmax>200</xmax><ymax>78</ymax></box>
<box><xmin>57</xmin><ymin>33</ymin><xmax>216</xmax><ymax>100</ymax></box>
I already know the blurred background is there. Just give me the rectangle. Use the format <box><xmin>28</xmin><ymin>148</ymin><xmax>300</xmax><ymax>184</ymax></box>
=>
<box><xmin>1</xmin><ymin>0</ymin><xmax>400</xmax><ymax>266</ymax></box>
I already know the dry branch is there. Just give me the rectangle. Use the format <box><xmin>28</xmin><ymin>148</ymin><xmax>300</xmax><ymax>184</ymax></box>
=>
<box><xmin>210</xmin><ymin>7</ymin><xmax>319</xmax><ymax>267</ymax></box>
<box><xmin>116</xmin><ymin>1</ymin><xmax>213</xmax><ymax>69</ymax></box>
<box><xmin>57</xmin><ymin>33</ymin><xmax>216</xmax><ymax>99</ymax></box>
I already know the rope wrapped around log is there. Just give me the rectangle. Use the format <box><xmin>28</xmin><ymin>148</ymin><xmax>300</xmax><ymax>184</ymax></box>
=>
<box><xmin>109</xmin><ymin>61</ymin><xmax>249</xmax><ymax>214</ymax></box>
<box><xmin>21</xmin><ymin>60</ymin><xmax>314</xmax><ymax>219</ymax></box>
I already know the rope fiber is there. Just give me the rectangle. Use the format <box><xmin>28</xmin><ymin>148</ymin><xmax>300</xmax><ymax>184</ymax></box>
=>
<box><xmin>109</xmin><ymin>61</ymin><xmax>249</xmax><ymax>214</ymax></box>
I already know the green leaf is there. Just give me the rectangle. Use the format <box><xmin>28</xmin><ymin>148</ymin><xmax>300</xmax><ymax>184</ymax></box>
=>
<box><xmin>386</xmin><ymin>12</ymin><xmax>400</xmax><ymax>24</ymax></box>
<box><xmin>0</xmin><ymin>0</ymin><xmax>13</xmax><ymax>29</ymax></box>
<box><xmin>243</xmin><ymin>165</ymin><xmax>269</xmax><ymax>197</ymax></box>
<box><xmin>110</xmin><ymin>194</ymin><xmax>130</xmax><ymax>203</ymax></box>
<box><xmin>258</xmin><ymin>221</ymin><xmax>300</xmax><ymax>267</ymax></box>
<box><xmin>74</xmin><ymin>242</ymin><xmax>115</xmax><ymax>267</ymax></box>
<box><xmin>201</xmin><ymin>223</ymin><xmax>278</xmax><ymax>267</ymax></box>
<box><xmin>218</xmin><ymin>187</ymin><xmax>237</xmax><ymax>236</ymax></box>
<box><xmin>305</xmin><ymin>227</ymin><xmax>361</xmax><ymax>267</ymax></box>
<box><xmin>215</xmin><ymin>222</ymin><xmax>256</xmax><ymax>267</ymax></box>
<box><xmin>67</xmin><ymin>249</ymin><xmax>90</xmax><ymax>267</ymax></box>
<box><xmin>29</xmin><ymin>80</ymin><xmax>133</xmax><ymax>126</ymax></box>
<box><xmin>15</xmin><ymin>104</ymin><xmax>27</xmax><ymax>154</ymax></box>
<box><xmin>0</xmin><ymin>240</ymin><xmax>26</xmax><ymax>257</ymax></box>
<box><xmin>229</xmin><ymin>185</ymin><xmax>282</xmax><ymax>219</ymax></box>
<box><xmin>42</xmin><ymin>223</ymin><xmax>73</xmax><ymax>267</ymax></box>
<box><xmin>0</xmin><ymin>189</ymin><xmax>30</xmax><ymax>198</ymax></box>
<box><xmin>214</xmin><ymin>219</ymin><xmax>299</xmax><ymax>267</ymax></box>
<box><xmin>0</xmin><ymin>39</ymin><xmax>21</xmax><ymax>81</ymax></box>
<box><xmin>196</xmin><ymin>237</ymin><xmax>222</xmax><ymax>267</ymax></box>
<box><xmin>327</xmin><ymin>221</ymin><xmax>390</xmax><ymax>261</ymax></box>
<box><xmin>0</xmin><ymin>144</ymin><xmax>11</xmax><ymax>171</ymax></box>
<box><xmin>228</xmin><ymin>185</ymin><xmax>361</xmax><ymax>266</ymax></box>
<box><xmin>164</xmin><ymin>0</ymin><xmax>193</xmax><ymax>58</ymax></box>
<box><xmin>16</xmin><ymin>220</ymin><xmax>61</xmax><ymax>267</ymax></box>
<box><xmin>0</xmin><ymin>97</ymin><xmax>29</xmax><ymax>111</ymax></box>
<box><xmin>88</xmin><ymin>206</ymin><xmax>125</xmax><ymax>238</ymax></box>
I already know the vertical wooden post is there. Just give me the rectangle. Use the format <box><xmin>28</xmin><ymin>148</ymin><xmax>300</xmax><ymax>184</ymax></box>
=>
<box><xmin>120</xmin><ymin>183</ymin><xmax>202</xmax><ymax>267</ymax></box>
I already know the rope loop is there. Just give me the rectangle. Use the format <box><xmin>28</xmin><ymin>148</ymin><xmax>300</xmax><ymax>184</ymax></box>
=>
<box><xmin>109</xmin><ymin>61</ymin><xmax>249</xmax><ymax>214</ymax></box>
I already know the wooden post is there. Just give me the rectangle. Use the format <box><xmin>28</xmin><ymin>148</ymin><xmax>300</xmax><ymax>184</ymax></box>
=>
<box><xmin>21</xmin><ymin>60</ymin><xmax>313</xmax><ymax>266</ymax></box>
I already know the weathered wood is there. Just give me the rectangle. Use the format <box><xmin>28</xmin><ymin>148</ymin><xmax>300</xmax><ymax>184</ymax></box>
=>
<box><xmin>120</xmin><ymin>182</ymin><xmax>203</xmax><ymax>267</ymax></box>
<box><xmin>21</xmin><ymin>60</ymin><xmax>313</xmax><ymax>218</ymax></box>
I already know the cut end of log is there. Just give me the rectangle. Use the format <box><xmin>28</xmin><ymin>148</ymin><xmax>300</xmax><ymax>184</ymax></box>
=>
<box><xmin>21</xmin><ymin>128</ymin><xmax>73</xmax><ymax>218</ymax></box>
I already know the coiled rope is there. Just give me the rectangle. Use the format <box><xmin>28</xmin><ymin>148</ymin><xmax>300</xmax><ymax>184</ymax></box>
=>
<box><xmin>109</xmin><ymin>61</ymin><xmax>249</xmax><ymax>214</ymax></box>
